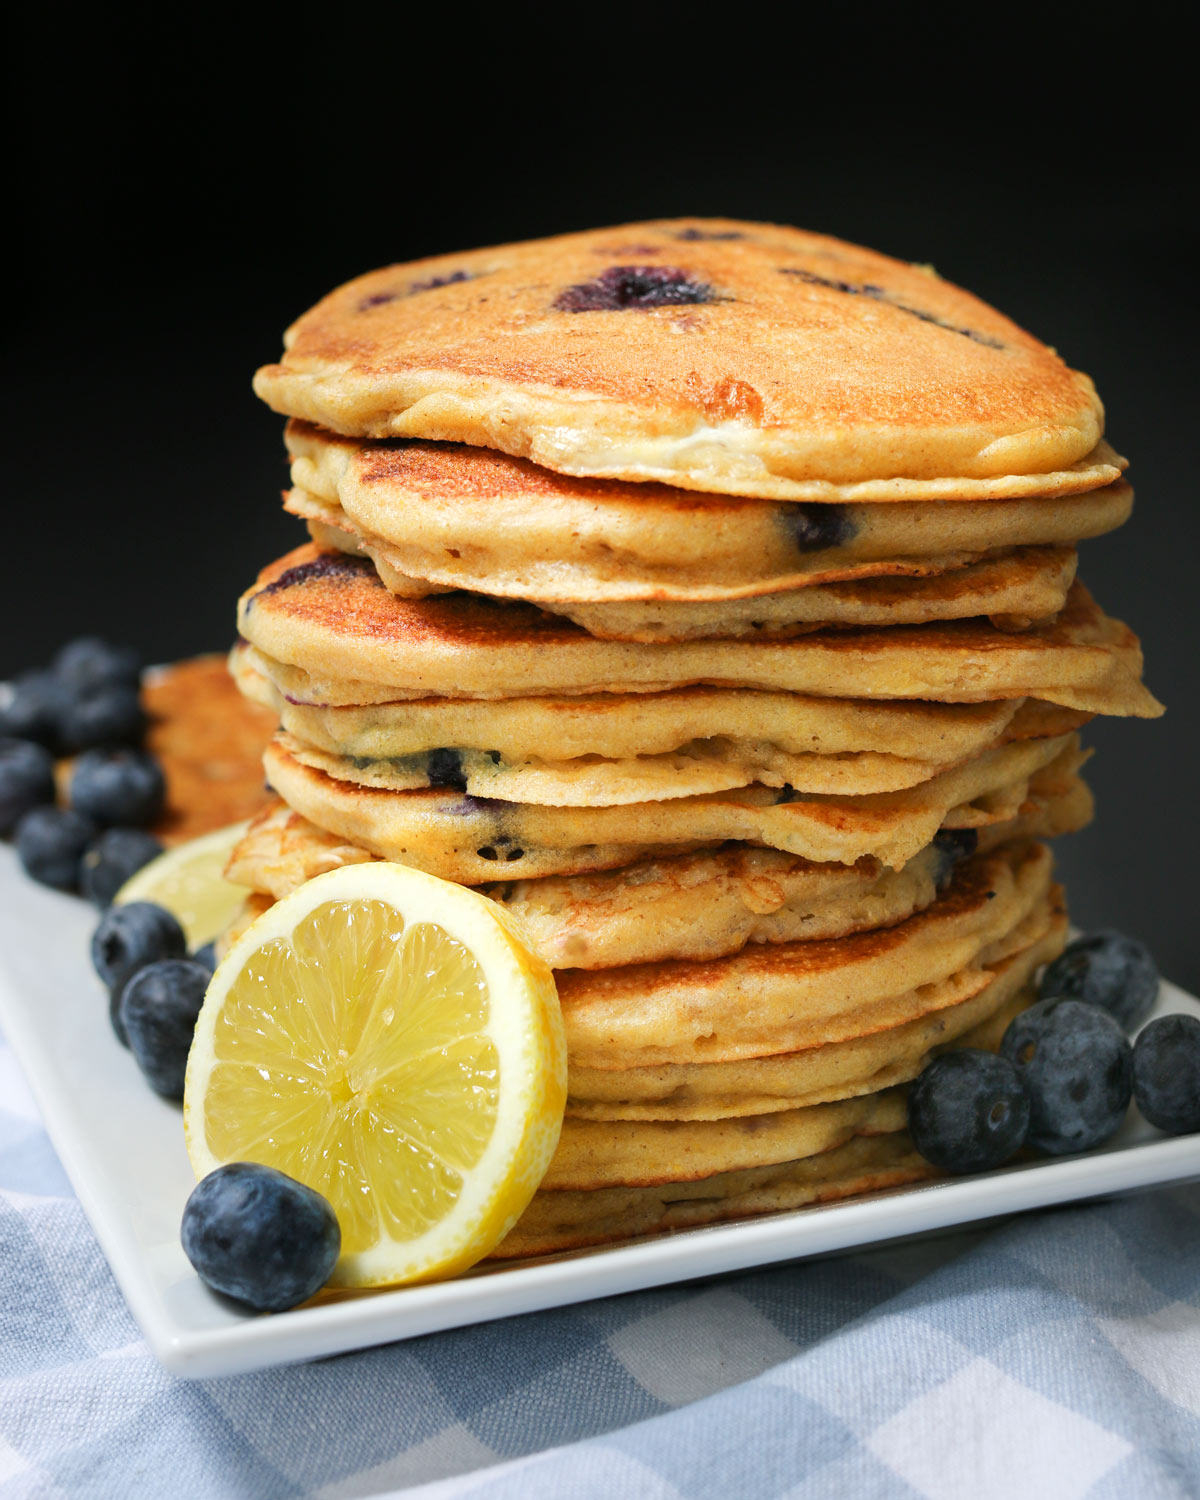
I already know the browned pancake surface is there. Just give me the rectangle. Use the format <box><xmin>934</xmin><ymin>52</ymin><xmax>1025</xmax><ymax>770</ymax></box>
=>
<box><xmin>144</xmin><ymin>656</ymin><xmax>276</xmax><ymax>843</ymax></box>
<box><xmin>254</xmin><ymin>220</ymin><xmax>1109</xmax><ymax>495</ymax></box>
<box><xmin>237</xmin><ymin>544</ymin><xmax>1162</xmax><ymax>719</ymax></box>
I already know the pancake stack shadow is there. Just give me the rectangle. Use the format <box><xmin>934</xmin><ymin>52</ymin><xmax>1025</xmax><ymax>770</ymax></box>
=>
<box><xmin>226</xmin><ymin>220</ymin><xmax>1162</xmax><ymax>1255</ymax></box>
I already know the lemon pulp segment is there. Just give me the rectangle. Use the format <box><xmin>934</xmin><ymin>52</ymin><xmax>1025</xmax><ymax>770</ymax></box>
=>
<box><xmin>203</xmin><ymin>900</ymin><xmax>500</xmax><ymax>1252</ymax></box>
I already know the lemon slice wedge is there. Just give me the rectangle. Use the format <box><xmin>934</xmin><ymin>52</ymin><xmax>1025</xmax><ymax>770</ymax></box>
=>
<box><xmin>183</xmin><ymin>862</ymin><xmax>566</xmax><ymax>1287</ymax></box>
<box><xmin>115</xmin><ymin>821</ymin><xmax>252</xmax><ymax>948</ymax></box>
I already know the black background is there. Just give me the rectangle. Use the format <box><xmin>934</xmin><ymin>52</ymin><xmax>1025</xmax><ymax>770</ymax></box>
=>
<box><xmin>9</xmin><ymin>11</ymin><xmax>1197</xmax><ymax>987</ymax></box>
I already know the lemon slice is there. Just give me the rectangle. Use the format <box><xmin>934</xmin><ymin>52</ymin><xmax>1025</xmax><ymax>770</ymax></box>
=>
<box><xmin>115</xmin><ymin>821</ymin><xmax>252</xmax><ymax>948</ymax></box>
<box><xmin>183</xmin><ymin>862</ymin><xmax>566</xmax><ymax>1287</ymax></box>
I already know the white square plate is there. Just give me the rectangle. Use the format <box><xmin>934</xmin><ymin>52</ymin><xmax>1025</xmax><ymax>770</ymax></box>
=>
<box><xmin>2</xmin><ymin>845</ymin><xmax>1198</xmax><ymax>1379</ymax></box>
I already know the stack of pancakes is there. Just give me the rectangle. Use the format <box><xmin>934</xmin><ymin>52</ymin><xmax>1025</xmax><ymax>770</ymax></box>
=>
<box><xmin>230</xmin><ymin>221</ymin><xmax>1161</xmax><ymax>1256</ymax></box>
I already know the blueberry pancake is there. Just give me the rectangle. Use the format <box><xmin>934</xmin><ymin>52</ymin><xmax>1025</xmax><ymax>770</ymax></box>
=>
<box><xmin>287</xmin><ymin>422</ymin><xmax>1129</xmax><ymax>589</ymax></box>
<box><xmin>556</xmin><ymin>841</ymin><xmax>1053</xmax><ymax>1075</ymax></box>
<box><xmin>261</xmin><ymin>729</ymin><xmax>1082</xmax><ymax>881</ymax></box>
<box><xmin>272</xmin><ymin>701</ymin><xmax>1087</xmax><ymax>805</ymax></box>
<box><xmin>253</xmin><ymin>220</ymin><xmax>1114</xmax><ymax>500</ymax></box>
<box><xmin>567</xmin><ymin>906</ymin><xmax>1066</xmax><ymax>1122</ymax></box>
<box><xmin>232</xmin><ymin>640</ymin><xmax>1029</xmax><ymax>764</ymax></box>
<box><xmin>235</xmin><ymin>645</ymin><xmax>1087</xmax><ymax>803</ymax></box>
<box><xmin>297</xmin><ymin>493</ymin><xmax>1083</xmax><ymax>642</ymax></box>
<box><xmin>237</xmin><ymin>545</ymin><xmax>1162</xmax><ymax>717</ymax></box>
<box><xmin>283</xmin><ymin>417</ymin><xmax>1130</xmax><ymax>610</ymax></box>
<box><xmin>224</xmin><ymin>771</ymin><xmax>1090</xmax><ymax>969</ymax></box>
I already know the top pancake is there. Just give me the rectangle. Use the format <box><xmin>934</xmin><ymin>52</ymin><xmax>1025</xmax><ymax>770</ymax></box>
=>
<box><xmin>253</xmin><ymin>219</ymin><xmax>1114</xmax><ymax>501</ymax></box>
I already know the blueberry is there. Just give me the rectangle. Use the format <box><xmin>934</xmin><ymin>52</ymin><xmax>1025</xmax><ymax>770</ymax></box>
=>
<box><xmin>783</xmin><ymin>503</ymin><xmax>857</xmax><ymax>553</ymax></box>
<box><xmin>192</xmin><ymin>941</ymin><xmax>218</xmax><ymax>973</ymax></box>
<box><xmin>930</xmin><ymin>827</ymin><xmax>979</xmax><ymax>891</ymax></box>
<box><xmin>1001</xmin><ymin>998</ymin><xmax>1133</xmax><ymax>1154</ymax></box>
<box><xmin>674</xmin><ymin>228</ymin><xmax>745</xmax><ymax>241</ymax></box>
<box><xmin>0</xmin><ymin>738</ymin><xmax>56</xmax><ymax>835</ymax></box>
<box><xmin>407</xmin><ymin>269</ymin><xmax>472</xmax><ymax>295</ymax></box>
<box><xmin>14</xmin><ymin>806</ymin><xmax>97</xmax><ymax>890</ymax></box>
<box><xmin>58</xmin><ymin>684</ymin><xmax>147</xmax><ymax>752</ymax></box>
<box><xmin>118</xmin><ymin>959</ymin><xmax>210</xmax><ymax>1097</ymax></box>
<box><xmin>0</xmin><ymin>670</ymin><xmax>70</xmax><ymax>750</ymax></box>
<box><xmin>70</xmin><ymin>748</ymin><xmax>165</xmax><ymax>828</ymax></box>
<box><xmin>1039</xmin><ymin>930</ymin><xmax>1160</xmax><ymax>1031</ymax></box>
<box><xmin>908</xmin><ymin>1049</ymin><xmax>1030</xmax><ymax>1173</ymax></box>
<box><xmin>181</xmin><ymin>1162</ymin><xmax>341</xmax><ymax>1312</ymax></box>
<box><xmin>53</xmin><ymin>637</ymin><xmax>141</xmax><ymax>692</ymax></box>
<box><xmin>554</xmin><ymin>265</ymin><xmax>714</xmax><ymax>312</ymax></box>
<box><xmin>356</xmin><ymin>269</ymin><xmax>476</xmax><ymax>309</ymax></box>
<box><xmin>777</xmin><ymin>268</ymin><xmax>1004</xmax><ymax>348</ymax></box>
<box><xmin>79</xmin><ymin>828</ymin><xmax>163</xmax><ymax>907</ymax></box>
<box><xmin>1132</xmin><ymin>1015</ymin><xmax>1200</xmax><ymax>1135</ymax></box>
<box><xmin>91</xmin><ymin>900</ymin><xmax>187</xmax><ymax>995</ymax></box>
<box><xmin>425</xmin><ymin>748</ymin><xmax>466</xmax><ymax>790</ymax></box>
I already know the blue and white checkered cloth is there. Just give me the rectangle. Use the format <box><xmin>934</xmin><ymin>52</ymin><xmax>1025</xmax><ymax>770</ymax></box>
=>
<box><xmin>2</xmin><ymin>1027</ymin><xmax>1198</xmax><ymax>1500</ymax></box>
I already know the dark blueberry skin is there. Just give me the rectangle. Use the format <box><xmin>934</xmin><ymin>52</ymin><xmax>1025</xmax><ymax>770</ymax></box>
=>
<box><xmin>192</xmin><ymin>941</ymin><xmax>219</xmax><ymax>973</ymax></box>
<box><xmin>53</xmin><ymin>637</ymin><xmax>141</xmax><ymax>692</ymax></box>
<box><xmin>70</xmin><ymin>748</ymin><xmax>165</xmax><ymax>828</ymax></box>
<box><xmin>555</xmin><ymin>266</ymin><xmax>714</xmax><ymax>312</ymax></box>
<box><xmin>778</xmin><ymin>268</ymin><xmax>1004</xmax><ymax>348</ymax></box>
<box><xmin>1133</xmin><ymin>1015</ymin><xmax>1200</xmax><ymax>1135</ymax></box>
<box><xmin>425</xmin><ymin>748</ymin><xmax>467</xmax><ymax>790</ymax></box>
<box><xmin>783</xmin><ymin>503</ymin><xmax>857</xmax><ymax>553</ymax></box>
<box><xmin>181</xmin><ymin>1162</ymin><xmax>341</xmax><ymax>1312</ymax></box>
<box><xmin>908</xmin><ymin>1049</ymin><xmax>1030</xmax><ymax>1173</ymax></box>
<box><xmin>0</xmin><ymin>670</ymin><xmax>70</xmax><ymax>750</ymax></box>
<box><xmin>0</xmin><ymin>738</ymin><xmax>56</xmax><ymax>835</ymax></box>
<box><xmin>408</xmin><ymin>269</ymin><xmax>472</xmax><ymax>295</ymax></box>
<box><xmin>92</xmin><ymin>899</ymin><xmax>187</xmax><ymax>996</ymax></box>
<box><xmin>781</xmin><ymin>267</ymin><xmax>886</xmax><ymax>298</ymax></box>
<box><xmin>118</xmin><ymin>959</ymin><xmax>211</xmax><ymax>1097</ymax></box>
<box><xmin>358</xmin><ymin>270</ymin><xmax>473</xmax><ymax>309</ymax></box>
<box><xmin>79</xmin><ymin>828</ymin><xmax>163</xmax><ymax>908</ymax></box>
<box><xmin>674</xmin><ymin>228</ymin><xmax>745</xmax><ymax>241</ymax></box>
<box><xmin>14</xmin><ymin>807</ymin><xmax>97</xmax><ymax>890</ymax></box>
<box><xmin>1039</xmin><ymin>930</ymin><xmax>1160</xmax><ymax>1032</ymax></box>
<box><xmin>58</xmin><ymin>684</ymin><xmax>147</xmax><ymax>753</ymax></box>
<box><xmin>930</xmin><ymin>828</ymin><xmax>979</xmax><ymax>890</ymax></box>
<box><xmin>1001</xmin><ymin>998</ymin><xmax>1133</xmax><ymax>1154</ymax></box>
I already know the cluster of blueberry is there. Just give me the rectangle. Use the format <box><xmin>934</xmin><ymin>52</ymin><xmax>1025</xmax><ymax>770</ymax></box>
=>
<box><xmin>2</xmin><ymin>643</ymin><xmax>337</xmax><ymax>1311</ymax></box>
<box><xmin>0</xmin><ymin>638</ymin><xmax>169</xmax><ymax>901</ymax></box>
<box><xmin>91</xmin><ymin>901</ymin><xmax>215</xmax><ymax>1097</ymax></box>
<box><xmin>909</xmin><ymin>931</ymin><xmax>1200</xmax><ymax>1172</ymax></box>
